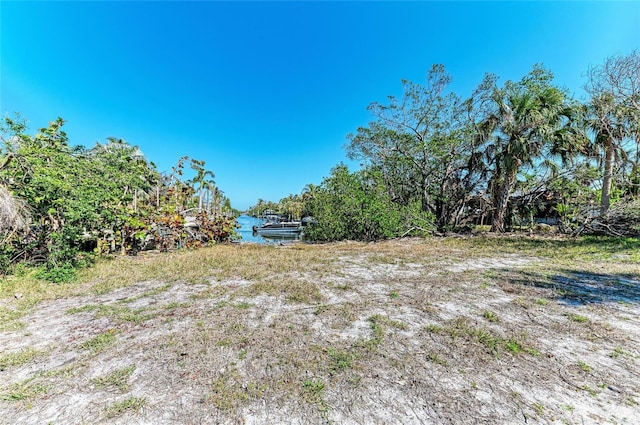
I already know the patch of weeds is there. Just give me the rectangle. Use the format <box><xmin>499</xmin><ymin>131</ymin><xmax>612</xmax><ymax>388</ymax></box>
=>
<box><xmin>104</xmin><ymin>396</ymin><xmax>146</xmax><ymax>419</ymax></box>
<box><xmin>238</xmin><ymin>349</ymin><xmax>248</xmax><ymax>360</ymax></box>
<box><xmin>208</xmin><ymin>370</ymin><xmax>265</xmax><ymax>411</ymax></box>
<box><xmin>425</xmin><ymin>323</ymin><xmax>444</xmax><ymax>333</ymax></box>
<box><xmin>337</xmin><ymin>302</ymin><xmax>357</xmax><ymax>322</ymax></box>
<box><xmin>0</xmin><ymin>319</ymin><xmax>26</xmax><ymax>331</ymax></box>
<box><xmin>67</xmin><ymin>304</ymin><xmax>153</xmax><ymax>324</ymax></box>
<box><xmin>581</xmin><ymin>385</ymin><xmax>597</xmax><ymax>396</ymax></box>
<box><xmin>81</xmin><ymin>330</ymin><xmax>117</xmax><ymax>354</ymax></box>
<box><xmin>566</xmin><ymin>313</ymin><xmax>589</xmax><ymax>323</ymax></box>
<box><xmin>389</xmin><ymin>291</ymin><xmax>399</xmax><ymax>299</ymax></box>
<box><xmin>92</xmin><ymin>365</ymin><xmax>136</xmax><ymax>392</ymax></box>
<box><xmin>483</xmin><ymin>310</ymin><xmax>499</xmax><ymax>323</ymax></box>
<box><xmin>216</xmin><ymin>339</ymin><xmax>232</xmax><ymax>347</ymax></box>
<box><xmin>374</xmin><ymin>315</ymin><xmax>408</xmax><ymax>330</ymax></box>
<box><xmin>110</xmin><ymin>305</ymin><xmax>153</xmax><ymax>323</ymax></box>
<box><xmin>166</xmin><ymin>301</ymin><xmax>188</xmax><ymax>309</ymax></box>
<box><xmin>120</xmin><ymin>284</ymin><xmax>171</xmax><ymax>304</ymax></box>
<box><xmin>314</xmin><ymin>304</ymin><xmax>329</xmax><ymax>315</ymax></box>
<box><xmin>560</xmin><ymin>404</ymin><xmax>574</xmax><ymax>412</ymax></box>
<box><xmin>301</xmin><ymin>379</ymin><xmax>328</xmax><ymax>410</ymax></box>
<box><xmin>233</xmin><ymin>302</ymin><xmax>253</xmax><ymax>309</ymax></box>
<box><xmin>505</xmin><ymin>339</ymin><xmax>523</xmax><ymax>354</ymax></box>
<box><xmin>250</xmin><ymin>278</ymin><xmax>324</xmax><ymax>304</ymax></box>
<box><xmin>525</xmin><ymin>348</ymin><xmax>541</xmax><ymax>356</ymax></box>
<box><xmin>535</xmin><ymin>298</ymin><xmax>548</xmax><ymax>305</ymax></box>
<box><xmin>1</xmin><ymin>381</ymin><xmax>48</xmax><ymax>401</ymax></box>
<box><xmin>532</xmin><ymin>402</ymin><xmax>544</xmax><ymax>415</ymax></box>
<box><xmin>367</xmin><ymin>254</ymin><xmax>396</xmax><ymax>265</ymax></box>
<box><xmin>359</xmin><ymin>315</ymin><xmax>385</xmax><ymax>351</ymax></box>
<box><xmin>327</xmin><ymin>348</ymin><xmax>353</xmax><ymax>373</ymax></box>
<box><xmin>513</xmin><ymin>297</ymin><xmax>529</xmax><ymax>308</ymax></box>
<box><xmin>430</xmin><ymin>317</ymin><xmax>530</xmax><ymax>358</ymax></box>
<box><xmin>483</xmin><ymin>270</ymin><xmax>498</xmax><ymax>279</ymax></box>
<box><xmin>348</xmin><ymin>374</ymin><xmax>362</xmax><ymax>387</ymax></box>
<box><xmin>39</xmin><ymin>365</ymin><xmax>75</xmax><ymax>379</ymax></box>
<box><xmin>0</xmin><ymin>347</ymin><xmax>42</xmax><ymax>371</ymax></box>
<box><xmin>0</xmin><ymin>306</ymin><xmax>27</xmax><ymax>331</ymax></box>
<box><xmin>610</xmin><ymin>347</ymin><xmax>628</xmax><ymax>359</ymax></box>
<box><xmin>578</xmin><ymin>361</ymin><xmax>593</xmax><ymax>373</ymax></box>
<box><xmin>426</xmin><ymin>352</ymin><xmax>448</xmax><ymax>366</ymax></box>
<box><xmin>67</xmin><ymin>304</ymin><xmax>100</xmax><ymax>314</ymax></box>
<box><xmin>471</xmin><ymin>327</ymin><xmax>501</xmax><ymax>355</ymax></box>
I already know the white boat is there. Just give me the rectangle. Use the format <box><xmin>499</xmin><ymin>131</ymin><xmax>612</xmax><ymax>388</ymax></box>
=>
<box><xmin>252</xmin><ymin>212</ymin><xmax>303</xmax><ymax>235</ymax></box>
<box><xmin>252</xmin><ymin>220</ymin><xmax>303</xmax><ymax>235</ymax></box>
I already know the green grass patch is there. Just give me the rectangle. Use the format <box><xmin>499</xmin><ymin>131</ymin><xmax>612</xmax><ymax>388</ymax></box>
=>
<box><xmin>92</xmin><ymin>365</ymin><xmax>136</xmax><ymax>392</ymax></box>
<box><xmin>427</xmin><ymin>317</ymin><xmax>531</xmax><ymax>357</ymax></box>
<box><xmin>426</xmin><ymin>352</ymin><xmax>448</xmax><ymax>366</ymax></box>
<box><xmin>578</xmin><ymin>361</ymin><xmax>593</xmax><ymax>373</ymax></box>
<box><xmin>81</xmin><ymin>330</ymin><xmax>117</xmax><ymax>354</ymax></box>
<box><xmin>483</xmin><ymin>310</ymin><xmax>499</xmax><ymax>323</ymax></box>
<box><xmin>301</xmin><ymin>379</ymin><xmax>328</xmax><ymax>410</ymax></box>
<box><xmin>0</xmin><ymin>347</ymin><xmax>42</xmax><ymax>371</ymax></box>
<box><xmin>566</xmin><ymin>313</ymin><xmax>589</xmax><ymax>323</ymax></box>
<box><xmin>327</xmin><ymin>348</ymin><xmax>354</xmax><ymax>373</ymax></box>
<box><xmin>104</xmin><ymin>396</ymin><xmax>146</xmax><ymax>419</ymax></box>
<box><xmin>67</xmin><ymin>303</ymin><xmax>153</xmax><ymax>324</ymax></box>
<box><xmin>208</xmin><ymin>369</ymin><xmax>266</xmax><ymax>411</ymax></box>
<box><xmin>1</xmin><ymin>381</ymin><xmax>49</xmax><ymax>401</ymax></box>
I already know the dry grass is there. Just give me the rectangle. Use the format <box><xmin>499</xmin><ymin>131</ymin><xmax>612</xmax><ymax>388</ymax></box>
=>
<box><xmin>1</xmin><ymin>236</ymin><xmax>640</xmax><ymax>424</ymax></box>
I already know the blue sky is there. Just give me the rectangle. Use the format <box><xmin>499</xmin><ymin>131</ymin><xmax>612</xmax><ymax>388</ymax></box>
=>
<box><xmin>2</xmin><ymin>1</ymin><xmax>639</xmax><ymax>210</ymax></box>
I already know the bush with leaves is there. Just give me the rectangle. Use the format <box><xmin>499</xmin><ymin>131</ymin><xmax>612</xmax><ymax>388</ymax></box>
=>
<box><xmin>0</xmin><ymin>116</ymin><xmax>237</xmax><ymax>278</ymax></box>
<box><xmin>303</xmin><ymin>165</ymin><xmax>434</xmax><ymax>242</ymax></box>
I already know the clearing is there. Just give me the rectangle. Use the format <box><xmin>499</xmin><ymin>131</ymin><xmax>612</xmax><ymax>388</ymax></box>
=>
<box><xmin>1</xmin><ymin>236</ymin><xmax>639</xmax><ymax>424</ymax></box>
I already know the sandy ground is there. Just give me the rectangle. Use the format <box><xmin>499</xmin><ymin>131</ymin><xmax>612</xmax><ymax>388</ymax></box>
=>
<box><xmin>1</xmin><ymin>240</ymin><xmax>639</xmax><ymax>424</ymax></box>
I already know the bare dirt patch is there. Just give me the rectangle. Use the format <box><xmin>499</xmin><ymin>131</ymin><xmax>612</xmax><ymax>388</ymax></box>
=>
<box><xmin>1</xmin><ymin>238</ymin><xmax>639</xmax><ymax>424</ymax></box>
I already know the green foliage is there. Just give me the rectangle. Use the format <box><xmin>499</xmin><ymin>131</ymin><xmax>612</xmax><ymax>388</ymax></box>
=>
<box><xmin>303</xmin><ymin>165</ymin><xmax>434</xmax><ymax>241</ymax></box>
<box><xmin>346</xmin><ymin>65</ymin><xmax>485</xmax><ymax>231</ymax></box>
<box><xmin>0</xmin><ymin>116</ymin><xmax>237</xmax><ymax>275</ymax></box>
<box><xmin>480</xmin><ymin>65</ymin><xmax>588</xmax><ymax>232</ymax></box>
<box><xmin>34</xmin><ymin>264</ymin><xmax>77</xmax><ymax>283</ymax></box>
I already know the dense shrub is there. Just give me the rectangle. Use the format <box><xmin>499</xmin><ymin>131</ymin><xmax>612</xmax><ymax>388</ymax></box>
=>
<box><xmin>303</xmin><ymin>165</ymin><xmax>434</xmax><ymax>241</ymax></box>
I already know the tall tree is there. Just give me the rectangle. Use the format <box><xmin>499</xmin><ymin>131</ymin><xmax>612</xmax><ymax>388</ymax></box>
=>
<box><xmin>480</xmin><ymin>65</ymin><xmax>586</xmax><ymax>232</ymax></box>
<box><xmin>346</xmin><ymin>65</ymin><xmax>484</xmax><ymax>230</ymax></box>
<box><xmin>585</xmin><ymin>50</ymin><xmax>640</xmax><ymax>212</ymax></box>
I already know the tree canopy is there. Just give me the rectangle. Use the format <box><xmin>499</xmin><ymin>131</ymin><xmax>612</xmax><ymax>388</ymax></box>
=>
<box><xmin>251</xmin><ymin>52</ymin><xmax>640</xmax><ymax>241</ymax></box>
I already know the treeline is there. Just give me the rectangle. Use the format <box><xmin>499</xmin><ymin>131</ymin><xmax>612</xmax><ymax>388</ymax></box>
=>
<box><xmin>0</xmin><ymin>118</ymin><xmax>237</xmax><ymax>280</ymax></box>
<box><xmin>249</xmin><ymin>51</ymin><xmax>640</xmax><ymax>241</ymax></box>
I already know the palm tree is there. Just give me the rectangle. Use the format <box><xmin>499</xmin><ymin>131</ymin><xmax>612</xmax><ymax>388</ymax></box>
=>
<box><xmin>587</xmin><ymin>93</ymin><xmax>633</xmax><ymax>213</ymax></box>
<box><xmin>481</xmin><ymin>67</ymin><xmax>586</xmax><ymax>232</ymax></box>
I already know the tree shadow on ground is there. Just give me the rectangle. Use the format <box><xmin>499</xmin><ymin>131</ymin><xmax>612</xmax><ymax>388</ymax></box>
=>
<box><xmin>505</xmin><ymin>269</ymin><xmax>640</xmax><ymax>306</ymax></box>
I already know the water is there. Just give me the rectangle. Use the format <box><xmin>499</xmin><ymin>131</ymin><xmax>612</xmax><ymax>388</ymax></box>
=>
<box><xmin>235</xmin><ymin>215</ymin><xmax>302</xmax><ymax>244</ymax></box>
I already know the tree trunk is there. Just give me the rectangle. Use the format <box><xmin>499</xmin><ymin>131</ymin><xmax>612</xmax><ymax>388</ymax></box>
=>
<box><xmin>421</xmin><ymin>175</ymin><xmax>430</xmax><ymax>213</ymax></box>
<box><xmin>491</xmin><ymin>168</ymin><xmax>517</xmax><ymax>232</ymax></box>
<box><xmin>601</xmin><ymin>137</ymin><xmax>615</xmax><ymax>214</ymax></box>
